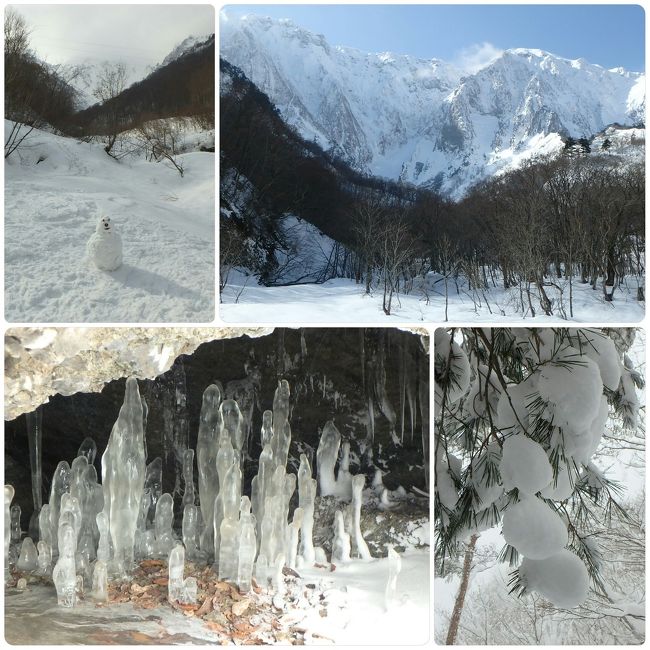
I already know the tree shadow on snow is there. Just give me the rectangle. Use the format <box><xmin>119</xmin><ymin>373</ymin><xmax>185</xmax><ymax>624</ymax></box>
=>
<box><xmin>108</xmin><ymin>263</ymin><xmax>205</xmax><ymax>302</ymax></box>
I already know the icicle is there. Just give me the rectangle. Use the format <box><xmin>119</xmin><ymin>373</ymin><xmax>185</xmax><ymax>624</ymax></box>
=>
<box><xmin>5</xmin><ymin>485</ymin><xmax>14</xmax><ymax>581</ymax></box>
<box><xmin>399</xmin><ymin>343</ymin><xmax>406</xmax><ymax>444</ymax></box>
<box><xmin>172</xmin><ymin>360</ymin><xmax>190</xmax><ymax>501</ymax></box>
<box><xmin>197</xmin><ymin>384</ymin><xmax>222</xmax><ymax>556</ymax></box>
<box><xmin>25</xmin><ymin>406</ymin><xmax>43</xmax><ymax>538</ymax></box>
<box><xmin>300</xmin><ymin>330</ymin><xmax>308</xmax><ymax>358</ymax></box>
<box><xmin>261</xmin><ymin>410</ymin><xmax>273</xmax><ymax>447</ymax></box>
<box><xmin>39</xmin><ymin>504</ymin><xmax>53</xmax><ymax>551</ymax></box>
<box><xmin>182</xmin><ymin>504</ymin><xmax>199</xmax><ymax>561</ymax></box>
<box><xmin>297</xmin><ymin>454</ymin><xmax>316</xmax><ymax>564</ymax></box>
<box><xmin>221</xmin><ymin>399</ymin><xmax>245</xmax><ymax>458</ymax></box>
<box><xmin>48</xmin><ymin>461</ymin><xmax>70</xmax><ymax>555</ymax></box>
<box><xmin>384</xmin><ymin>546</ymin><xmax>402</xmax><ymax>611</ymax></box>
<box><xmin>154</xmin><ymin>493</ymin><xmax>174</xmax><ymax>558</ymax></box>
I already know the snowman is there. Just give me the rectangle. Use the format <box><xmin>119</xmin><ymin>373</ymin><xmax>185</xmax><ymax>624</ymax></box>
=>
<box><xmin>86</xmin><ymin>216</ymin><xmax>123</xmax><ymax>271</ymax></box>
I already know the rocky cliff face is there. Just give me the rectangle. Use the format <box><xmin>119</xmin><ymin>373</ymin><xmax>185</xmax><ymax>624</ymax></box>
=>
<box><xmin>220</xmin><ymin>13</ymin><xmax>644</xmax><ymax>197</ymax></box>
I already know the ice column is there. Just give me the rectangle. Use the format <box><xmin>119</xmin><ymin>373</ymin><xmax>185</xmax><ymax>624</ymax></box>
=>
<box><xmin>96</xmin><ymin>511</ymin><xmax>110</xmax><ymax>563</ymax></box>
<box><xmin>168</xmin><ymin>544</ymin><xmax>197</xmax><ymax>605</ymax></box>
<box><xmin>4</xmin><ymin>485</ymin><xmax>14</xmax><ymax>581</ymax></box>
<box><xmin>286</xmin><ymin>507</ymin><xmax>303</xmax><ymax>569</ymax></box>
<box><xmin>196</xmin><ymin>385</ymin><xmax>222</xmax><ymax>555</ymax></box>
<box><xmin>271</xmin><ymin>381</ymin><xmax>291</xmax><ymax>470</ymax></box>
<box><xmin>101</xmin><ymin>377</ymin><xmax>146</xmax><ymax>576</ymax></box>
<box><xmin>316</xmin><ymin>421</ymin><xmax>341</xmax><ymax>496</ymax></box>
<box><xmin>39</xmin><ymin>505</ymin><xmax>53</xmax><ymax>551</ymax></box>
<box><xmin>351</xmin><ymin>475</ymin><xmax>371</xmax><ymax>560</ymax></box>
<box><xmin>384</xmin><ymin>546</ymin><xmax>402</xmax><ymax>610</ymax></box>
<box><xmin>218</xmin><ymin>460</ymin><xmax>242</xmax><ymax>580</ymax></box>
<box><xmin>261</xmin><ymin>410</ymin><xmax>273</xmax><ymax>447</ymax></box>
<box><xmin>213</xmin><ymin>431</ymin><xmax>238</xmax><ymax>563</ymax></box>
<box><xmin>16</xmin><ymin>537</ymin><xmax>38</xmax><ymax>572</ymax></box>
<box><xmin>53</xmin><ymin>522</ymin><xmax>77</xmax><ymax>607</ymax></box>
<box><xmin>336</xmin><ymin>442</ymin><xmax>353</xmax><ymax>499</ymax></box>
<box><xmin>297</xmin><ymin>454</ymin><xmax>316</xmax><ymax>564</ymax></box>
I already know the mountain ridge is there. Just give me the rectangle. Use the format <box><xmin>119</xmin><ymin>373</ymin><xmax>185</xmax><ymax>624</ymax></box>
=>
<box><xmin>220</xmin><ymin>13</ymin><xmax>644</xmax><ymax>197</ymax></box>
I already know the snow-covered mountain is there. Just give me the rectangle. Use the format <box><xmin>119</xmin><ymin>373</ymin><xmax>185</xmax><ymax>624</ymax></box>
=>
<box><xmin>161</xmin><ymin>33</ymin><xmax>215</xmax><ymax>68</ymax></box>
<box><xmin>220</xmin><ymin>13</ymin><xmax>645</xmax><ymax>197</ymax></box>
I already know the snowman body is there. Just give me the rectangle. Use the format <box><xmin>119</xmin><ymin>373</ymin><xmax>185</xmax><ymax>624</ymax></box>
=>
<box><xmin>86</xmin><ymin>216</ymin><xmax>123</xmax><ymax>271</ymax></box>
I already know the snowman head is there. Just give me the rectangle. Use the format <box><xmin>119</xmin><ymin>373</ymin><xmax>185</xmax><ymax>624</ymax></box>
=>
<box><xmin>97</xmin><ymin>216</ymin><xmax>113</xmax><ymax>234</ymax></box>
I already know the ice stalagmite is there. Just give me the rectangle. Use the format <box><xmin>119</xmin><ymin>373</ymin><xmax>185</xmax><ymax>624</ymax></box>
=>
<box><xmin>143</xmin><ymin>457</ymin><xmax>163</xmax><ymax>527</ymax></box>
<box><xmin>297</xmin><ymin>454</ymin><xmax>316</xmax><ymax>564</ymax></box>
<box><xmin>60</xmin><ymin>493</ymin><xmax>82</xmax><ymax>542</ymax></box>
<box><xmin>214</xmin><ymin>430</ymin><xmax>238</xmax><ymax>564</ymax></box>
<box><xmin>237</xmin><ymin>496</ymin><xmax>257</xmax><ymax>592</ymax></box>
<box><xmin>196</xmin><ymin>384</ymin><xmax>222</xmax><ymax>555</ymax></box>
<box><xmin>384</xmin><ymin>546</ymin><xmax>401</xmax><ymax>610</ymax></box>
<box><xmin>53</xmin><ymin>522</ymin><xmax>77</xmax><ymax>607</ymax></box>
<box><xmin>36</xmin><ymin>540</ymin><xmax>52</xmax><ymax>576</ymax></box>
<box><xmin>168</xmin><ymin>544</ymin><xmax>197</xmax><ymax>604</ymax></box>
<box><xmin>48</xmin><ymin>461</ymin><xmax>70</xmax><ymax>554</ymax></box>
<box><xmin>101</xmin><ymin>377</ymin><xmax>146</xmax><ymax>576</ymax></box>
<box><xmin>271</xmin><ymin>381</ymin><xmax>292</xmax><ymax>471</ymax></box>
<box><xmin>331</xmin><ymin>510</ymin><xmax>351</xmax><ymax>563</ymax></box>
<box><xmin>17</xmin><ymin>537</ymin><xmax>38</xmax><ymax>572</ymax></box>
<box><xmin>261</xmin><ymin>410</ymin><xmax>273</xmax><ymax>447</ymax></box>
<box><xmin>182</xmin><ymin>448</ymin><xmax>195</xmax><ymax>507</ymax></box>
<box><xmin>221</xmin><ymin>399</ymin><xmax>245</xmax><ymax>457</ymax></box>
<box><xmin>182</xmin><ymin>504</ymin><xmax>199</xmax><ymax>560</ymax></box>
<box><xmin>77</xmin><ymin>437</ymin><xmax>97</xmax><ymax>465</ymax></box>
<box><xmin>351</xmin><ymin>475</ymin><xmax>371</xmax><ymax>560</ymax></box>
<box><xmin>91</xmin><ymin>560</ymin><xmax>108</xmax><ymax>602</ymax></box>
<box><xmin>5</xmin><ymin>485</ymin><xmax>14</xmax><ymax>581</ymax></box>
<box><xmin>25</xmin><ymin>406</ymin><xmax>43</xmax><ymax>538</ymax></box>
<box><xmin>273</xmin><ymin>552</ymin><xmax>286</xmax><ymax>595</ymax></box>
<box><xmin>286</xmin><ymin>508</ymin><xmax>303</xmax><ymax>569</ymax></box>
<box><xmin>336</xmin><ymin>441</ymin><xmax>353</xmax><ymax>499</ymax></box>
<box><xmin>10</xmin><ymin>505</ymin><xmax>21</xmax><ymax>542</ymax></box>
<box><xmin>251</xmin><ymin>442</ymin><xmax>274</xmax><ymax>546</ymax></box>
<box><xmin>39</xmin><ymin>505</ymin><xmax>53</xmax><ymax>549</ymax></box>
<box><xmin>218</xmin><ymin>461</ymin><xmax>242</xmax><ymax>580</ymax></box>
<box><xmin>154</xmin><ymin>493</ymin><xmax>174</xmax><ymax>557</ymax></box>
<box><xmin>316</xmin><ymin>420</ymin><xmax>341</xmax><ymax>496</ymax></box>
<box><xmin>96</xmin><ymin>511</ymin><xmax>110</xmax><ymax>563</ymax></box>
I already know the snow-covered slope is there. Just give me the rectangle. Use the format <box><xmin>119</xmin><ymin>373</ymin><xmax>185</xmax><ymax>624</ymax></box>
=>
<box><xmin>5</xmin><ymin>121</ymin><xmax>214</xmax><ymax>322</ymax></box>
<box><xmin>220</xmin><ymin>13</ymin><xmax>644</xmax><ymax>197</ymax></box>
<box><xmin>161</xmin><ymin>33</ymin><xmax>215</xmax><ymax>68</ymax></box>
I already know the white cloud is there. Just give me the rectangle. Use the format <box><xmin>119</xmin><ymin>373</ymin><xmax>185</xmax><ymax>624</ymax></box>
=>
<box><xmin>453</xmin><ymin>42</ymin><xmax>504</xmax><ymax>74</ymax></box>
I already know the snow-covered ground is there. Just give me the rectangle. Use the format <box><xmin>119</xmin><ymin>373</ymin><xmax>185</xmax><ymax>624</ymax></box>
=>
<box><xmin>5</xmin><ymin>122</ymin><xmax>215</xmax><ymax>322</ymax></box>
<box><xmin>220</xmin><ymin>271</ymin><xmax>644</xmax><ymax>323</ymax></box>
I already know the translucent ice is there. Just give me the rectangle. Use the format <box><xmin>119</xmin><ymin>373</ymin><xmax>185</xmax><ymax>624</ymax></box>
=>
<box><xmin>5</xmin><ymin>485</ymin><xmax>14</xmax><ymax>581</ymax></box>
<box><xmin>297</xmin><ymin>454</ymin><xmax>316</xmax><ymax>564</ymax></box>
<box><xmin>10</xmin><ymin>504</ymin><xmax>21</xmax><ymax>542</ymax></box>
<box><xmin>96</xmin><ymin>511</ymin><xmax>111</xmax><ymax>563</ymax></box>
<box><xmin>52</xmin><ymin>522</ymin><xmax>77</xmax><ymax>607</ymax></box>
<box><xmin>17</xmin><ymin>537</ymin><xmax>38</xmax><ymax>572</ymax></box>
<box><xmin>261</xmin><ymin>410</ymin><xmax>273</xmax><ymax>447</ymax></box>
<box><xmin>331</xmin><ymin>510</ymin><xmax>351</xmax><ymax>563</ymax></box>
<box><xmin>286</xmin><ymin>507</ymin><xmax>303</xmax><ymax>569</ymax></box>
<box><xmin>154</xmin><ymin>493</ymin><xmax>175</xmax><ymax>558</ymax></box>
<box><xmin>168</xmin><ymin>544</ymin><xmax>197</xmax><ymax>605</ymax></box>
<box><xmin>77</xmin><ymin>437</ymin><xmax>97</xmax><ymax>465</ymax></box>
<box><xmin>182</xmin><ymin>448</ymin><xmax>195</xmax><ymax>507</ymax></box>
<box><xmin>39</xmin><ymin>504</ymin><xmax>53</xmax><ymax>550</ymax></box>
<box><xmin>144</xmin><ymin>457</ymin><xmax>163</xmax><ymax>527</ymax></box>
<box><xmin>101</xmin><ymin>377</ymin><xmax>146</xmax><ymax>576</ymax></box>
<box><xmin>221</xmin><ymin>399</ymin><xmax>245</xmax><ymax>454</ymax></box>
<box><xmin>91</xmin><ymin>559</ymin><xmax>109</xmax><ymax>602</ymax></box>
<box><xmin>36</xmin><ymin>540</ymin><xmax>52</xmax><ymax>576</ymax></box>
<box><xmin>316</xmin><ymin>421</ymin><xmax>341</xmax><ymax>497</ymax></box>
<box><xmin>336</xmin><ymin>441</ymin><xmax>353</xmax><ymax>499</ymax></box>
<box><xmin>25</xmin><ymin>406</ymin><xmax>43</xmax><ymax>539</ymax></box>
<box><xmin>48</xmin><ymin>461</ymin><xmax>71</xmax><ymax>554</ymax></box>
<box><xmin>237</xmin><ymin>510</ymin><xmax>257</xmax><ymax>592</ymax></box>
<box><xmin>182</xmin><ymin>504</ymin><xmax>200</xmax><ymax>560</ymax></box>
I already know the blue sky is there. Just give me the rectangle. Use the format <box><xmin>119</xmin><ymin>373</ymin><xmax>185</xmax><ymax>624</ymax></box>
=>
<box><xmin>221</xmin><ymin>4</ymin><xmax>645</xmax><ymax>71</ymax></box>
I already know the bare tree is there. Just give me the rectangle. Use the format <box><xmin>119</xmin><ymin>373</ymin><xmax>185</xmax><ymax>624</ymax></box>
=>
<box><xmin>93</xmin><ymin>62</ymin><xmax>129</xmax><ymax>156</ymax></box>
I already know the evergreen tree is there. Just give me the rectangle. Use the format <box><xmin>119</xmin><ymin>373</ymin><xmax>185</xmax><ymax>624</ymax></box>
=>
<box><xmin>435</xmin><ymin>328</ymin><xmax>643</xmax><ymax>612</ymax></box>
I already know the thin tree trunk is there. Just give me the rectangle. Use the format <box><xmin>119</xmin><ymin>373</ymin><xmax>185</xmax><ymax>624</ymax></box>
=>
<box><xmin>445</xmin><ymin>534</ymin><xmax>478</xmax><ymax>645</ymax></box>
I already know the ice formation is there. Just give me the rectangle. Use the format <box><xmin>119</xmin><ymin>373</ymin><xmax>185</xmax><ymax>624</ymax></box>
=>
<box><xmin>77</xmin><ymin>437</ymin><xmax>97</xmax><ymax>465</ymax></box>
<box><xmin>502</xmin><ymin>495</ymin><xmax>568</xmax><ymax>559</ymax></box>
<box><xmin>182</xmin><ymin>504</ymin><xmax>200</xmax><ymax>560</ymax></box>
<box><xmin>5</xmin><ymin>485</ymin><xmax>14</xmax><ymax>581</ymax></box>
<box><xmin>26</xmin><ymin>406</ymin><xmax>43</xmax><ymax>538</ymax></box>
<box><xmin>91</xmin><ymin>559</ymin><xmax>109</xmax><ymax>602</ymax></box>
<box><xmin>182</xmin><ymin>449</ymin><xmax>195</xmax><ymax>507</ymax></box>
<box><xmin>154</xmin><ymin>493</ymin><xmax>175</xmax><ymax>557</ymax></box>
<box><xmin>16</xmin><ymin>537</ymin><xmax>38</xmax><ymax>572</ymax></box>
<box><xmin>499</xmin><ymin>435</ymin><xmax>553</xmax><ymax>495</ymax></box>
<box><xmin>52</xmin><ymin>522</ymin><xmax>77</xmax><ymax>607</ymax></box>
<box><xmin>384</xmin><ymin>546</ymin><xmax>401</xmax><ymax>610</ymax></box>
<box><xmin>36</xmin><ymin>540</ymin><xmax>52</xmax><ymax>576</ymax></box>
<box><xmin>101</xmin><ymin>377</ymin><xmax>146</xmax><ymax>576</ymax></box>
<box><xmin>10</xmin><ymin>504</ymin><xmax>21</xmax><ymax>542</ymax></box>
<box><xmin>316</xmin><ymin>421</ymin><xmax>341</xmax><ymax>496</ymax></box>
<box><xmin>331</xmin><ymin>510</ymin><xmax>351</xmax><ymax>563</ymax></box>
<box><xmin>297</xmin><ymin>454</ymin><xmax>316</xmax><ymax>564</ymax></box>
<box><xmin>168</xmin><ymin>544</ymin><xmax>197</xmax><ymax>605</ymax></box>
<box><xmin>86</xmin><ymin>216</ymin><xmax>123</xmax><ymax>271</ymax></box>
<box><xmin>350</xmin><ymin>475</ymin><xmax>372</xmax><ymax>560</ymax></box>
<box><xmin>519</xmin><ymin>549</ymin><xmax>589</xmax><ymax>608</ymax></box>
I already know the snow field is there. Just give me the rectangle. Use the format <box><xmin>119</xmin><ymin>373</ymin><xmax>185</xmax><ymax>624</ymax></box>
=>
<box><xmin>5</xmin><ymin>122</ymin><xmax>215</xmax><ymax>322</ymax></box>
